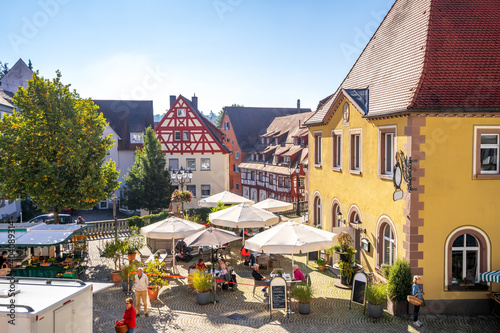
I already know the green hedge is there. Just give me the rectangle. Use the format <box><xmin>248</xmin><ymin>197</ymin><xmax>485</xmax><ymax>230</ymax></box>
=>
<box><xmin>126</xmin><ymin>211</ymin><xmax>170</xmax><ymax>228</ymax></box>
<box><xmin>184</xmin><ymin>207</ymin><xmax>212</xmax><ymax>223</ymax></box>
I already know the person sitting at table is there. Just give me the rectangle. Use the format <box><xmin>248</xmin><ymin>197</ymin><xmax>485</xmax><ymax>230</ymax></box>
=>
<box><xmin>196</xmin><ymin>258</ymin><xmax>207</xmax><ymax>271</ymax></box>
<box><xmin>239</xmin><ymin>229</ymin><xmax>250</xmax><ymax>237</ymax></box>
<box><xmin>0</xmin><ymin>251</ymin><xmax>8</xmax><ymax>268</ymax></box>
<box><xmin>252</xmin><ymin>264</ymin><xmax>270</xmax><ymax>296</ymax></box>
<box><xmin>292</xmin><ymin>264</ymin><xmax>306</xmax><ymax>281</ymax></box>
<box><xmin>240</xmin><ymin>247</ymin><xmax>253</xmax><ymax>266</ymax></box>
<box><xmin>175</xmin><ymin>239</ymin><xmax>192</xmax><ymax>255</ymax></box>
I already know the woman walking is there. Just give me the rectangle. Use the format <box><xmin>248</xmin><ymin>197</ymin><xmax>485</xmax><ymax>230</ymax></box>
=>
<box><xmin>118</xmin><ymin>297</ymin><xmax>136</xmax><ymax>333</ymax></box>
<box><xmin>412</xmin><ymin>275</ymin><xmax>424</xmax><ymax>327</ymax></box>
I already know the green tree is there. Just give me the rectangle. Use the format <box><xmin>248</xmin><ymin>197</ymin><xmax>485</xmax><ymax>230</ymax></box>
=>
<box><xmin>0</xmin><ymin>71</ymin><xmax>120</xmax><ymax>223</ymax></box>
<box><xmin>0</xmin><ymin>61</ymin><xmax>9</xmax><ymax>79</ymax></box>
<box><xmin>123</xmin><ymin>126</ymin><xmax>172</xmax><ymax>214</ymax></box>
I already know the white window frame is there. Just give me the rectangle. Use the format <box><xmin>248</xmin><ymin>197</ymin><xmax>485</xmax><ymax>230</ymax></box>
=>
<box><xmin>186</xmin><ymin>184</ymin><xmax>196</xmax><ymax>198</ymax></box>
<box><xmin>480</xmin><ymin>134</ymin><xmax>499</xmax><ymax>174</ymax></box>
<box><xmin>174</xmin><ymin>131</ymin><xmax>181</xmax><ymax>141</ymax></box>
<box><xmin>349</xmin><ymin>129</ymin><xmax>362</xmax><ymax>174</ymax></box>
<box><xmin>332</xmin><ymin>129</ymin><xmax>342</xmax><ymax>171</ymax></box>
<box><xmin>183</xmin><ymin>131</ymin><xmax>190</xmax><ymax>141</ymax></box>
<box><xmin>235</xmin><ymin>151</ymin><xmax>240</xmax><ymax>160</ymax></box>
<box><xmin>201</xmin><ymin>158</ymin><xmax>210</xmax><ymax>171</ymax></box>
<box><xmin>177</xmin><ymin>109</ymin><xmax>186</xmax><ymax>117</ymax></box>
<box><xmin>201</xmin><ymin>185</ymin><xmax>211</xmax><ymax>197</ymax></box>
<box><xmin>186</xmin><ymin>158</ymin><xmax>196</xmax><ymax>171</ymax></box>
<box><xmin>314</xmin><ymin>131</ymin><xmax>322</xmax><ymax>167</ymax></box>
<box><xmin>383</xmin><ymin>224</ymin><xmax>395</xmax><ymax>265</ymax></box>
<box><xmin>378</xmin><ymin>126</ymin><xmax>397</xmax><ymax>179</ymax></box>
<box><xmin>451</xmin><ymin>234</ymin><xmax>480</xmax><ymax>283</ymax></box>
<box><xmin>130</xmin><ymin>132</ymin><xmax>144</xmax><ymax>144</ymax></box>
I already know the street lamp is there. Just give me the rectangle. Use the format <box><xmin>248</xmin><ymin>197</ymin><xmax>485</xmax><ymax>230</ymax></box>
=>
<box><xmin>112</xmin><ymin>194</ymin><xmax>118</xmax><ymax>239</ymax></box>
<box><xmin>294</xmin><ymin>164</ymin><xmax>301</xmax><ymax>216</ymax></box>
<box><xmin>171</xmin><ymin>167</ymin><xmax>193</xmax><ymax>212</ymax></box>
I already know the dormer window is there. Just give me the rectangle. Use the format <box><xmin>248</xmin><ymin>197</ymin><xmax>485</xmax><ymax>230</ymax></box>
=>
<box><xmin>294</xmin><ymin>138</ymin><xmax>298</xmax><ymax>145</ymax></box>
<box><xmin>266</xmin><ymin>138</ymin><xmax>270</xmax><ymax>144</ymax></box>
<box><xmin>261</xmin><ymin>137</ymin><xmax>265</xmax><ymax>144</ymax></box>
<box><xmin>131</xmin><ymin>132</ymin><xmax>143</xmax><ymax>143</ymax></box>
<box><xmin>262</xmin><ymin>154</ymin><xmax>265</xmax><ymax>161</ymax></box>
<box><xmin>251</xmin><ymin>154</ymin><xmax>255</xmax><ymax>161</ymax></box>
<box><xmin>275</xmin><ymin>138</ymin><xmax>279</xmax><ymax>145</ymax></box>
<box><xmin>301</xmin><ymin>138</ymin><xmax>305</xmax><ymax>147</ymax></box>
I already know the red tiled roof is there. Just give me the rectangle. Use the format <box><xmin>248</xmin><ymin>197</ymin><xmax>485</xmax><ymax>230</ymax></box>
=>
<box><xmin>305</xmin><ymin>0</ymin><xmax>500</xmax><ymax>125</ymax></box>
<box><xmin>410</xmin><ymin>0</ymin><xmax>500</xmax><ymax>109</ymax></box>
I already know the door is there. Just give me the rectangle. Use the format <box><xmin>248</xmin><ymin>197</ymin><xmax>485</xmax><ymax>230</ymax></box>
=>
<box><xmin>54</xmin><ymin>301</ymin><xmax>74</xmax><ymax>333</ymax></box>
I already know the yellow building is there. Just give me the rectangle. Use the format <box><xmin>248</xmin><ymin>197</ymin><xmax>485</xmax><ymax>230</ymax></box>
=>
<box><xmin>304</xmin><ymin>0</ymin><xmax>500</xmax><ymax>314</ymax></box>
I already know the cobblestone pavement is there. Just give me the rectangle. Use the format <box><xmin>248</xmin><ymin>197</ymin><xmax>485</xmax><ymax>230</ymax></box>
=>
<box><xmin>85</xmin><ymin>239</ymin><xmax>500</xmax><ymax>333</ymax></box>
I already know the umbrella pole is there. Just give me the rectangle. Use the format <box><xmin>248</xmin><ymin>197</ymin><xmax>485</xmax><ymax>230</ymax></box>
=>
<box><xmin>292</xmin><ymin>253</ymin><xmax>294</xmax><ymax>274</ymax></box>
<box><xmin>172</xmin><ymin>238</ymin><xmax>176</xmax><ymax>275</ymax></box>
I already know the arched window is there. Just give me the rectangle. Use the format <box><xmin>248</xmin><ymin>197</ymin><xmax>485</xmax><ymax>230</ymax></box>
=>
<box><xmin>383</xmin><ymin>224</ymin><xmax>395</xmax><ymax>265</ymax></box>
<box><xmin>445</xmin><ymin>228</ymin><xmax>490</xmax><ymax>290</ymax></box>
<box><xmin>313</xmin><ymin>196</ymin><xmax>321</xmax><ymax>226</ymax></box>
<box><xmin>452</xmin><ymin>234</ymin><xmax>480</xmax><ymax>283</ymax></box>
<box><xmin>331</xmin><ymin>200</ymin><xmax>342</xmax><ymax>229</ymax></box>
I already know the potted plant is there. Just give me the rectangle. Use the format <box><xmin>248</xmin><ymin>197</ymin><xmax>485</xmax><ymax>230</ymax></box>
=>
<box><xmin>325</xmin><ymin>247</ymin><xmax>334</xmax><ymax>265</ymax></box>
<box><xmin>143</xmin><ymin>258</ymin><xmax>167</xmax><ymax>300</ymax></box>
<box><xmin>338</xmin><ymin>261</ymin><xmax>355</xmax><ymax>286</ymax></box>
<box><xmin>119</xmin><ymin>261</ymin><xmax>140</xmax><ymax>292</ymax></box>
<box><xmin>293</xmin><ymin>283</ymin><xmax>313</xmax><ymax>314</ymax></box>
<box><xmin>365</xmin><ymin>282</ymin><xmax>388</xmax><ymax>318</ymax></box>
<box><xmin>99</xmin><ymin>238</ymin><xmax>128</xmax><ymax>282</ymax></box>
<box><xmin>125</xmin><ymin>227</ymin><xmax>146</xmax><ymax>262</ymax></box>
<box><xmin>276</xmin><ymin>269</ymin><xmax>283</xmax><ymax>277</ymax></box>
<box><xmin>387</xmin><ymin>259</ymin><xmax>412</xmax><ymax>317</ymax></box>
<box><xmin>316</xmin><ymin>257</ymin><xmax>327</xmax><ymax>271</ymax></box>
<box><xmin>192</xmin><ymin>270</ymin><xmax>212</xmax><ymax>305</ymax></box>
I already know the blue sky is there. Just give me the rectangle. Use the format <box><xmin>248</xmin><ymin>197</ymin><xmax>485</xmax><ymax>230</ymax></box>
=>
<box><xmin>1</xmin><ymin>0</ymin><xmax>395</xmax><ymax>115</ymax></box>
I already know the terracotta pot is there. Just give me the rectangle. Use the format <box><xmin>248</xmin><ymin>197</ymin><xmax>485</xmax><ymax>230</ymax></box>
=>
<box><xmin>111</xmin><ymin>271</ymin><xmax>122</xmax><ymax>283</ymax></box>
<box><xmin>128</xmin><ymin>253</ymin><xmax>136</xmax><ymax>262</ymax></box>
<box><xmin>318</xmin><ymin>265</ymin><xmax>325</xmax><ymax>271</ymax></box>
<box><xmin>148</xmin><ymin>286</ymin><xmax>159</xmax><ymax>300</ymax></box>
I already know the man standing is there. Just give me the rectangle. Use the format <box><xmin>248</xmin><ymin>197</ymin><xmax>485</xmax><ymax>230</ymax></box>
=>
<box><xmin>134</xmin><ymin>267</ymin><xmax>149</xmax><ymax>317</ymax></box>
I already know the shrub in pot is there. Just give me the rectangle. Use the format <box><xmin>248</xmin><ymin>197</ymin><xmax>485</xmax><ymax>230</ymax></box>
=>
<box><xmin>143</xmin><ymin>258</ymin><xmax>167</xmax><ymax>300</ymax></box>
<box><xmin>338</xmin><ymin>261</ymin><xmax>355</xmax><ymax>286</ymax></box>
<box><xmin>120</xmin><ymin>261</ymin><xmax>140</xmax><ymax>291</ymax></box>
<box><xmin>126</xmin><ymin>227</ymin><xmax>146</xmax><ymax>261</ymax></box>
<box><xmin>292</xmin><ymin>283</ymin><xmax>313</xmax><ymax>314</ymax></box>
<box><xmin>316</xmin><ymin>257</ymin><xmax>327</xmax><ymax>271</ymax></box>
<box><xmin>365</xmin><ymin>282</ymin><xmax>387</xmax><ymax>318</ymax></box>
<box><xmin>192</xmin><ymin>271</ymin><xmax>212</xmax><ymax>305</ymax></box>
<box><xmin>387</xmin><ymin>259</ymin><xmax>412</xmax><ymax>316</ymax></box>
<box><xmin>99</xmin><ymin>238</ymin><xmax>128</xmax><ymax>282</ymax></box>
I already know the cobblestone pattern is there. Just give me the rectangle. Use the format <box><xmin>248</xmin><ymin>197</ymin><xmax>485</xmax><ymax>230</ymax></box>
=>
<box><xmin>86</xmin><ymin>239</ymin><xmax>500</xmax><ymax>333</ymax></box>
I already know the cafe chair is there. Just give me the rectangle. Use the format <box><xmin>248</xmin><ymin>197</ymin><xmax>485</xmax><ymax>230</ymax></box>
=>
<box><xmin>257</xmin><ymin>256</ymin><xmax>269</xmax><ymax>272</ymax></box>
<box><xmin>252</xmin><ymin>279</ymin><xmax>267</xmax><ymax>297</ymax></box>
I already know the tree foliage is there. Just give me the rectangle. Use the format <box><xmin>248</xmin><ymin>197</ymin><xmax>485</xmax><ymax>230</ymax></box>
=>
<box><xmin>387</xmin><ymin>259</ymin><xmax>413</xmax><ymax>302</ymax></box>
<box><xmin>0</xmin><ymin>71</ymin><xmax>120</xmax><ymax>223</ymax></box>
<box><xmin>123</xmin><ymin>126</ymin><xmax>172</xmax><ymax>214</ymax></box>
<box><xmin>0</xmin><ymin>61</ymin><xmax>9</xmax><ymax>79</ymax></box>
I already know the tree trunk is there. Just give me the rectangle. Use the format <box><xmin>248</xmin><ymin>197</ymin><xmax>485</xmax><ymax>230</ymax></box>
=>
<box><xmin>53</xmin><ymin>210</ymin><xmax>59</xmax><ymax>224</ymax></box>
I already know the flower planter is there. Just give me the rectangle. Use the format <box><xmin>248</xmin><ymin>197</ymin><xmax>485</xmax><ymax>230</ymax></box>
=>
<box><xmin>122</xmin><ymin>280</ymin><xmax>133</xmax><ymax>292</ymax></box>
<box><xmin>127</xmin><ymin>253</ymin><xmax>136</xmax><ymax>262</ymax></box>
<box><xmin>298</xmin><ymin>302</ymin><xmax>310</xmax><ymax>315</ymax></box>
<box><xmin>148</xmin><ymin>286</ymin><xmax>159</xmax><ymax>300</ymax></box>
<box><xmin>111</xmin><ymin>271</ymin><xmax>122</xmax><ymax>283</ymax></box>
<box><xmin>196</xmin><ymin>291</ymin><xmax>210</xmax><ymax>305</ymax></box>
<box><xmin>387</xmin><ymin>299</ymin><xmax>407</xmax><ymax>317</ymax></box>
<box><xmin>367</xmin><ymin>303</ymin><xmax>384</xmax><ymax>318</ymax></box>
<box><xmin>340</xmin><ymin>272</ymin><xmax>352</xmax><ymax>286</ymax></box>
<box><xmin>318</xmin><ymin>265</ymin><xmax>325</xmax><ymax>271</ymax></box>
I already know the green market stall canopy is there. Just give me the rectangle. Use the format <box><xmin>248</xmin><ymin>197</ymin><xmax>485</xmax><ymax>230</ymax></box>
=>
<box><xmin>0</xmin><ymin>223</ymin><xmax>87</xmax><ymax>247</ymax></box>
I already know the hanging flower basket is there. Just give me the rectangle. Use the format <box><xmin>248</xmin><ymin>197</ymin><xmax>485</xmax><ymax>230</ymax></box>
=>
<box><xmin>171</xmin><ymin>190</ymin><xmax>193</xmax><ymax>203</ymax></box>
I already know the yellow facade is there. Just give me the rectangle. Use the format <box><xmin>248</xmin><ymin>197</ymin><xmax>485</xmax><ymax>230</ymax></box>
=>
<box><xmin>308</xmin><ymin>98</ymin><xmax>500</xmax><ymax>305</ymax></box>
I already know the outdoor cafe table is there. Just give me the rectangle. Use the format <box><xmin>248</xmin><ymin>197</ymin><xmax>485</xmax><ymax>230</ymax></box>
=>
<box><xmin>145</xmin><ymin>253</ymin><xmax>168</xmax><ymax>264</ymax></box>
<box><xmin>269</xmin><ymin>272</ymin><xmax>302</xmax><ymax>313</ymax></box>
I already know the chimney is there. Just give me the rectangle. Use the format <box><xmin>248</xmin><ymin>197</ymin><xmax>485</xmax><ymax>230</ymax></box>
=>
<box><xmin>192</xmin><ymin>94</ymin><xmax>198</xmax><ymax>110</ymax></box>
<box><xmin>297</xmin><ymin>99</ymin><xmax>301</xmax><ymax>112</ymax></box>
<box><xmin>170</xmin><ymin>95</ymin><xmax>176</xmax><ymax>108</ymax></box>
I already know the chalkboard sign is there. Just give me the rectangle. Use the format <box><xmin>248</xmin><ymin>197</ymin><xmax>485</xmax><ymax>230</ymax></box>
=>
<box><xmin>270</xmin><ymin>277</ymin><xmax>287</xmax><ymax>310</ymax></box>
<box><xmin>351</xmin><ymin>272</ymin><xmax>368</xmax><ymax>306</ymax></box>
<box><xmin>307</xmin><ymin>251</ymin><xmax>319</xmax><ymax>262</ymax></box>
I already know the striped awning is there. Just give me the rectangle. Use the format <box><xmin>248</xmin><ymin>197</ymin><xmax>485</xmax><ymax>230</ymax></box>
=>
<box><xmin>480</xmin><ymin>270</ymin><xmax>500</xmax><ymax>283</ymax></box>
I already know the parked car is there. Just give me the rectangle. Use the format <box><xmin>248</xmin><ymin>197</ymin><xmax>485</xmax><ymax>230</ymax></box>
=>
<box><xmin>27</xmin><ymin>214</ymin><xmax>74</xmax><ymax>224</ymax></box>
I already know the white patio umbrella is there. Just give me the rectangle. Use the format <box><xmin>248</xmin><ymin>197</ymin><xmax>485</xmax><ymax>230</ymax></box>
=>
<box><xmin>209</xmin><ymin>203</ymin><xmax>279</xmax><ymax>244</ymax></box>
<box><xmin>253</xmin><ymin>198</ymin><xmax>294</xmax><ymax>213</ymax></box>
<box><xmin>140</xmin><ymin>216</ymin><xmax>204</xmax><ymax>272</ymax></box>
<box><xmin>198</xmin><ymin>191</ymin><xmax>254</xmax><ymax>207</ymax></box>
<box><xmin>244</xmin><ymin>221</ymin><xmax>338</xmax><ymax>271</ymax></box>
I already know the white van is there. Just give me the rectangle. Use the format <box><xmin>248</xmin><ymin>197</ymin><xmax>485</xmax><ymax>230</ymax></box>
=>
<box><xmin>0</xmin><ymin>277</ymin><xmax>93</xmax><ymax>333</ymax></box>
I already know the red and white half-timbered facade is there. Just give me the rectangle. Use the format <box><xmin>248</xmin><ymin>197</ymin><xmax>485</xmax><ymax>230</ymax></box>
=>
<box><xmin>156</xmin><ymin>95</ymin><xmax>230</xmax><ymax>209</ymax></box>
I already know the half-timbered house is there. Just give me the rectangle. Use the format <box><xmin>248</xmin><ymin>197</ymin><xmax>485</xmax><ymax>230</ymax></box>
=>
<box><xmin>156</xmin><ymin>95</ymin><xmax>230</xmax><ymax>209</ymax></box>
